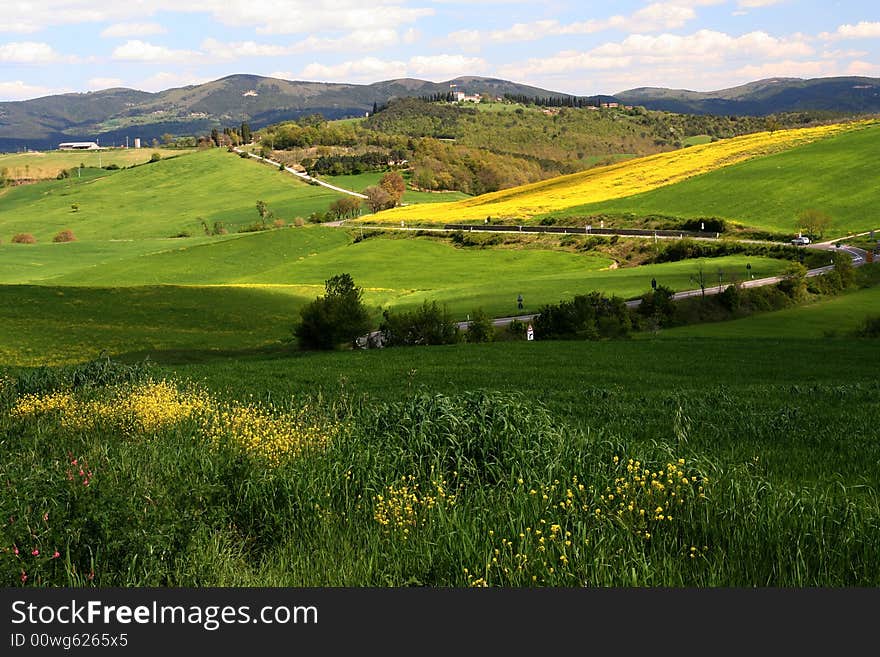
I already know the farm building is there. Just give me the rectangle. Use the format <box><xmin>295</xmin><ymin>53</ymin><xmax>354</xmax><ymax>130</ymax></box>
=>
<box><xmin>58</xmin><ymin>142</ymin><xmax>102</xmax><ymax>150</ymax></box>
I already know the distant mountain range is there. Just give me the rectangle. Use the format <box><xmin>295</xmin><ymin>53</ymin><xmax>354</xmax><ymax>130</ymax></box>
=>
<box><xmin>1</xmin><ymin>74</ymin><xmax>878</xmax><ymax>152</ymax></box>
<box><xmin>616</xmin><ymin>76</ymin><xmax>880</xmax><ymax>115</ymax></box>
<box><xmin>0</xmin><ymin>75</ymin><xmax>571</xmax><ymax>151</ymax></box>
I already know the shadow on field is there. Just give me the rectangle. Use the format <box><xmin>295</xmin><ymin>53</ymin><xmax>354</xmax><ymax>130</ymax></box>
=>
<box><xmin>113</xmin><ymin>343</ymin><xmax>300</xmax><ymax>365</ymax></box>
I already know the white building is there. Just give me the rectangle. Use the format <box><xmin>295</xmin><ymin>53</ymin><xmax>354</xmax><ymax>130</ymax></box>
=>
<box><xmin>58</xmin><ymin>142</ymin><xmax>102</xmax><ymax>150</ymax></box>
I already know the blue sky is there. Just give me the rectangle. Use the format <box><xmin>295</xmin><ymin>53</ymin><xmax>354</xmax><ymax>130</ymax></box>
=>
<box><xmin>0</xmin><ymin>0</ymin><xmax>878</xmax><ymax>100</ymax></box>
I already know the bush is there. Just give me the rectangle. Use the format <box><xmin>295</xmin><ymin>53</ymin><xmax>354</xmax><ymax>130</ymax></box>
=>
<box><xmin>534</xmin><ymin>291</ymin><xmax>631</xmax><ymax>340</ymax></box>
<box><xmin>293</xmin><ymin>217</ymin><xmax>305</xmax><ymax>227</ymax></box>
<box><xmin>103</xmin><ymin>163</ymin><xmax>120</xmax><ymax>170</ymax></box>
<box><xmin>52</xmin><ymin>229</ymin><xmax>76</xmax><ymax>243</ymax></box>
<box><xmin>379</xmin><ymin>301</ymin><xmax>461</xmax><ymax>346</ymax></box>
<box><xmin>149</xmin><ymin>152</ymin><xmax>162</xmax><ymax>163</ymax></box>
<box><xmin>294</xmin><ymin>273</ymin><xmax>372</xmax><ymax>350</ymax></box>
<box><xmin>855</xmin><ymin>315</ymin><xmax>880</xmax><ymax>338</ymax></box>
<box><xmin>11</xmin><ymin>233</ymin><xmax>36</xmax><ymax>244</ymax></box>
<box><xmin>465</xmin><ymin>308</ymin><xmax>494</xmax><ymax>343</ymax></box>
<box><xmin>273</xmin><ymin>219</ymin><xmax>287</xmax><ymax>228</ymax></box>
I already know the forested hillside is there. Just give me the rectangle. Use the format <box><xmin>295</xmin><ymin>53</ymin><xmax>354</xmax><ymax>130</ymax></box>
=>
<box><xmin>257</xmin><ymin>97</ymin><xmax>851</xmax><ymax>196</ymax></box>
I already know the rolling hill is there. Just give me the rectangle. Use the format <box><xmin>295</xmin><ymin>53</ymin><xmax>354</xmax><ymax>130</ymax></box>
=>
<box><xmin>0</xmin><ymin>75</ymin><xmax>574</xmax><ymax>152</ymax></box>
<box><xmin>617</xmin><ymin>76</ymin><xmax>880</xmax><ymax>115</ymax></box>
<box><xmin>368</xmin><ymin>120</ymin><xmax>868</xmax><ymax>229</ymax></box>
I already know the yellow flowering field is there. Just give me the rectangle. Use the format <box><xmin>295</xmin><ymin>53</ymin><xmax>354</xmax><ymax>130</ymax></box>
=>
<box><xmin>370</xmin><ymin>121</ymin><xmax>866</xmax><ymax>223</ymax></box>
<box><xmin>11</xmin><ymin>380</ymin><xmax>338</xmax><ymax>466</ymax></box>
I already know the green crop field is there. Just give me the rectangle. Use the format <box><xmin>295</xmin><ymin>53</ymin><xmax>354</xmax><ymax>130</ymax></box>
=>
<box><xmin>0</xmin><ymin>148</ymin><xmax>195</xmax><ymax>180</ymax></box>
<box><xmin>0</xmin><ymin>218</ymin><xmax>792</xmax><ymax>365</ymax></box>
<box><xmin>0</xmin><ymin>148</ymin><xmax>348</xmax><ymax>242</ymax></box>
<box><xmin>549</xmin><ymin>123</ymin><xmax>880</xmax><ymax>238</ymax></box>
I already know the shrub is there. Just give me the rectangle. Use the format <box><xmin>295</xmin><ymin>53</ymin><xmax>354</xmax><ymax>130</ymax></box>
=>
<box><xmin>855</xmin><ymin>315</ymin><xmax>880</xmax><ymax>338</ymax></box>
<box><xmin>293</xmin><ymin>217</ymin><xmax>305</xmax><ymax>227</ymax></box>
<box><xmin>11</xmin><ymin>233</ymin><xmax>36</xmax><ymax>244</ymax></box>
<box><xmin>294</xmin><ymin>273</ymin><xmax>372</xmax><ymax>350</ymax></box>
<box><xmin>534</xmin><ymin>291</ymin><xmax>631</xmax><ymax>340</ymax></box>
<box><xmin>379</xmin><ymin>301</ymin><xmax>461</xmax><ymax>347</ymax></box>
<box><xmin>52</xmin><ymin>229</ymin><xmax>76</xmax><ymax>243</ymax></box>
<box><xmin>273</xmin><ymin>219</ymin><xmax>287</xmax><ymax>228</ymax></box>
<box><xmin>465</xmin><ymin>308</ymin><xmax>494</xmax><ymax>343</ymax></box>
<box><xmin>149</xmin><ymin>152</ymin><xmax>162</xmax><ymax>163</ymax></box>
<box><xmin>103</xmin><ymin>163</ymin><xmax>120</xmax><ymax>170</ymax></box>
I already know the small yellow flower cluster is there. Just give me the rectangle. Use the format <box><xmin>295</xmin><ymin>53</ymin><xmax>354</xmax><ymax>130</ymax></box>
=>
<box><xmin>205</xmin><ymin>403</ymin><xmax>337</xmax><ymax>466</ymax></box>
<box><xmin>600</xmin><ymin>456</ymin><xmax>709</xmax><ymax>540</ymax></box>
<box><xmin>373</xmin><ymin>475</ymin><xmax>456</xmax><ymax>538</ymax></box>
<box><xmin>9</xmin><ymin>381</ymin><xmax>337</xmax><ymax>467</ymax></box>
<box><xmin>11</xmin><ymin>391</ymin><xmax>74</xmax><ymax>418</ymax></box>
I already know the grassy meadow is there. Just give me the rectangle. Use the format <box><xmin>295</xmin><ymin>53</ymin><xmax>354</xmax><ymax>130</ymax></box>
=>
<box><xmin>0</xmin><ymin>226</ymin><xmax>792</xmax><ymax>365</ymax></box>
<box><xmin>3</xmin><ymin>338</ymin><xmax>879</xmax><ymax>587</ymax></box>
<box><xmin>556</xmin><ymin>123</ymin><xmax>880</xmax><ymax>237</ymax></box>
<box><xmin>0</xmin><ymin>147</ymin><xmax>193</xmax><ymax>180</ymax></box>
<box><xmin>658</xmin><ymin>283</ymin><xmax>880</xmax><ymax>339</ymax></box>
<box><xmin>0</xmin><ymin>148</ymin><xmax>346</xmax><ymax>241</ymax></box>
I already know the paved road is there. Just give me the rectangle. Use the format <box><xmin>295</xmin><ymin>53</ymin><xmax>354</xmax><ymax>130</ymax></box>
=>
<box><xmin>233</xmin><ymin>147</ymin><xmax>368</xmax><ymax>199</ymax></box>
<box><xmin>457</xmin><ymin>238</ymin><xmax>871</xmax><ymax>331</ymax></box>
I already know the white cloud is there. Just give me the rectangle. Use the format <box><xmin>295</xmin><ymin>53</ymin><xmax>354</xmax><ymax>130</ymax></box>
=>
<box><xmin>134</xmin><ymin>71</ymin><xmax>212</xmax><ymax>92</ymax></box>
<box><xmin>202</xmin><ymin>30</ymin><xmax>401</xmax><ymax>59</ymax></box>
<box><xmin>591</xmin><ymin>30</ymin><xmax>813</xmax><ymax>62</ymax></box>
<box><xmin>301</xmin><ymin>57</ymin><xmax>408</xmax><ymax>82</ymax></box>
<box><xmin>440</xmin><ymin>0</ymin><xmax>726</xmax><ymax>49</ymax></box>
<box><xmin>0</xmin><ymin>41</ymin><xmax>62</xmax><ymax>64</ymax></box>
<box><xmin>847</xmin><ymin>60</ymin><xmax>879</xmax><ymax>76</ymax></box>
<box><xmin>0</xmin><ymin>1</ymin><xmax>433</xmax><ymax>36</ymax></box>
<box><xmin>88</xmin><ymin>77</ymin><xmax>125</xmax><ymax>88</ymax></box>
<box><xmin>0</xmin><ymin>80</ymin><xmax>65</xmax><ymax>100</ymax></box>
<box><xmin>101</xmin><ymin>22</ymin><xmax>167</xmax><ymax>38</ymax></box>
<box><xmin>112</xmin><ymin>40</ymin><xmax>200</xmax><ymax>62</ymax></box>
<box><xmin>821</xmin><ymin>22</ymin><xmax>880</xmax><ymax>41</ymax></box>
<box><xmin>266</xmin><ymin>71</ymin><xmax>295</xmax><ymax>80</ymax></box>
<box><xmin>300</xmin><ymin>54</ymin><xmax>487</xmax><ymax>83</ymax></box>
<box><xmin>734</xmin><ymin>59</ymin><xmax>838</xmax><ymax>79</ymax></box>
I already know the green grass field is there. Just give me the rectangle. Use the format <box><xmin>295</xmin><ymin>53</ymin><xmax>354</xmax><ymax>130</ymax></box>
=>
<box><xmin>0</xmin><ymin>149</ymin><xmax>347</xmax><ymax>242</ymax></box>
<box><xmin>549</xmin><ymin>123</ymin><xmax>880</xmax><ymax>237</ymax></box>
<box><xmin>0</xmin><ymin>222</ymin><xmax>793</xmax><ymax>366</ymax></box>
<box><xmin>0</xmin><ymin>148</ymin><xmax>194</xmax><ymax>180</ymax></box>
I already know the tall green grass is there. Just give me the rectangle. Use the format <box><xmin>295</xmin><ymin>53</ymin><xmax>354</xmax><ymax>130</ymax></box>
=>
<box><xmin>3</xmin><ymin>374</ymin><xmax>877</xmax><ymax>587</ymax></box>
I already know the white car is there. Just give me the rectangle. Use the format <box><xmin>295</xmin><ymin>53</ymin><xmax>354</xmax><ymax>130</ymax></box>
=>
<box><xmin>791</xmin><ymin>236</ymin><xmax>811</xmax><ymax>246</ymax></box>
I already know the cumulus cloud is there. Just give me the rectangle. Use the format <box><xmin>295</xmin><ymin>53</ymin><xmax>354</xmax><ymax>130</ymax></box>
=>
<box><xmin>0</xmin><ymin>41</ymin><xmax>63</xmax><ymax>64</ymax></box>
<box><xmin>112</xmin><ymin>40</ymin><xmax>200</xmax><ymax>62</ymax></box>
<box><xmin>0</xmin><ymin>80</ymin><xmax>65</xmax><ymax>100</ymax></box>
<box><xmin>201</xmin><ymin>30</ymin><xmax>401</xmax><ymax>59</ymax></box>
<box><xmin>300</xmin><ymin>54</ymin><xmax>487</xmax><ymax>83</ymax></box>
<box><xmin>440</xmin><ymin>0</ymin><xmax>726</xmax><ymax>49</ymax></box>
<box><xmin>0</xmin><ymin>1</ymin><xmax>434</xmax><ymax>35</ymax></box>
<box><xmin>101</xmin><ymin>22</ymin><xmax>167</xmax><ymax>38</ymax></box>
<box><xmin>821</xmin><ymin>22</ymin><xmax>880</xmax><ymax>41</ymax></box>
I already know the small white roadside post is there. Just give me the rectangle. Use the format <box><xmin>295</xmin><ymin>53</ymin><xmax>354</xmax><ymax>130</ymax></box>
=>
<box><xmin>526</xmin><ymin>324</ymin><xmax>534</xmax><ymax>341</ymax></box>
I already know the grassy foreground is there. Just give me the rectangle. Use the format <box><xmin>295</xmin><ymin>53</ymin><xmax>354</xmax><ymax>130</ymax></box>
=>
<box><xmin>3</xmin><ymin>337</ymin><xmax>878</xmax><ymax>587</ymax></box>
